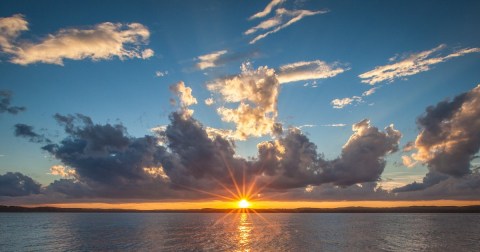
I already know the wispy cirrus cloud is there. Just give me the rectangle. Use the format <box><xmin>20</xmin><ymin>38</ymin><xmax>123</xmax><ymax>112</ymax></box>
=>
<box><xmin>248</xmin><ymin>0</ymin><xmax>285</xmax><ymax>20</ymax></box>
<box><xmin>359</xmin><ymin>44</ymin><xmax>480</xmax><ymax>85</ymax></box>
<box><xmin>0</xmin><ymin>14</ymin><xmax>154</xmax><ymax>65</ymax></box>
<box><xmin>277</xmin><ymin>60</ymin><xmax>348</xmax><ymax>84</ymax></box>
<box><xmin>320</xmin><ymin>123</ymin><xmax>347</xmax><ymax>127</ymax></box>
<box><xmin>246</xmin><ymin>7</ymin><xmax>328</xmax><ymax>44</ymax></box>
<box><xmin>196</xmin><ymin>50</ymin><xmax>228</xmax><ymax>70</ymax></box>
<box><xmin>331</xmin><ymin>87</ymin><xmax>378</xmax><ymax>109</ymax></box>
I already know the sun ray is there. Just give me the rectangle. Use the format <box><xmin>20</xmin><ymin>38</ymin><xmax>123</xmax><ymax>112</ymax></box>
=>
<box><xmin>220</xmin><ymin>153</ymin><xmax>243</xmax><ymax>198</ymax></box>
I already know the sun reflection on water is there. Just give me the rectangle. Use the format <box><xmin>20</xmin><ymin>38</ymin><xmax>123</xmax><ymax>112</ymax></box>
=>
<box><xmin>237</xmin><ymin>212</ymin><xmax>252</xmax><ymax>251</ymax></box>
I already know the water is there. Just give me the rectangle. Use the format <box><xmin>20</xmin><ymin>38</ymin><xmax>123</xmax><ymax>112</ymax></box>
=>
<box><xmin>1</xmin><ymin>212</ymin><xmax>479</xmax><ymax>251</ymax></box>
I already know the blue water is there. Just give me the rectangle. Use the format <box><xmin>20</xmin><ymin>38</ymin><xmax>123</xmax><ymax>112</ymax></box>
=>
<box><xmin>1</xmin><ymin>213</ymin><xmax>479</xmax><ymax>251</ymax></box>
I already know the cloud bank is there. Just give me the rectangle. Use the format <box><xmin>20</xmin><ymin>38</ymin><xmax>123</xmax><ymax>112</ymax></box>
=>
<box><xmin>0</xmin><ymin>14</ymin><xmax>153</xmax><ymax>65</ymax></box>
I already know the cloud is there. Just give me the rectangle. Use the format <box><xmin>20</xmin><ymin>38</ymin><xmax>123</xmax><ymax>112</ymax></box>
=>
<box><xmin>247</xmin><ymin>8</ymin><xmax>328</xmax><ymax>44</ymax></box>
<box><xmin>14</xmin><ymin>124</ymin><xmax>50</xmax><ymax>143</ymax></box>
<box><xmin>196</xmin><ymin>50</ymin><xmax>228</xmax><ymax>70</ymax></box>
<box><xmin>323</xmin><ymin>120</ymin><xmax>402</xmax><ymax>186</ymax></box>
<box><xmin>248</xmin><ymin>0</ymin><xmax>285</xmax><ymax>20</ymax></box>
<box><xmin>330</xmin><ymin>87</ymin><xmax>379</xmax><ymax>109</ymax></box>
<box><xmin>396</xmin><ymin>84</ymin><xmax>480</xmax><ymax>193</ymax></box>
<box><xmin>204</xmin><ymin>98</ymin><xmax>214</xmax><ymax>106</ymax></box>
<box><xmin>0</xmin><ymin>90</ymin><xmax>26</xmax><ymax>115</ymax></box>
<box><xmin>320</xmin><ymin>123</ymin><xmax>347</xmax><ymax>127</ymax></box>
<box><xmin>155</xmin><ymin>70</ymin><xmax>168</xmax><ymax>77</ymax></box>
<box><xmin>0</xmin><ymin>14</ymin><xmax>28</xmax><ymax>54</ymax></box>
<box><xmin>0</xmin><ymin>172</ymin><xmax>41</xmax><ymax>197</ymax></box>
<box><xmin>50</xmin><ymin>165</ymin><xmax>77</xmax><ymax>179</ymax></box>
<box><xmin>359</xmin><ymin>44</ymin><xmax>480</xmax><ymax>85</ymax></box>
<box><xmin>255</xmin><ymin>120</ymin><xmax>401</xmax><ymax>189</ymax></box>
<box><xmin>331</xmin><ymin>96</ymin><xmax>362</xmax><ymax>109</ymax></box>
<box><xmin>405</xmin><ymin>84</ymin><xmax>480</xmax><ymax>177</ymax></box>
<box><xmin>0</xmin><ymin>14</ymin><xmax>153</xmax><ymax>65</ymax></box>
<box><xmin>277</xmin><ymin>60</ymin><xmax>348</xmax><ymax>84</ymax></box>
<box><xmin>207</xmin><ymin>63</ymin><xmax>280</xmax><ymax>140</ymax></box>
<box><xmin>169</xmin><ymin>81</ymin><xmax>198</xmax><ymax>119</ymax></box>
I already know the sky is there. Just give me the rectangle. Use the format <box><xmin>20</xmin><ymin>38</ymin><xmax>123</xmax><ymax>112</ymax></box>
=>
<box><xmin>1</xmin><ymin>0</ymin><xmax>480</xmax><ymax>209</ymax></box>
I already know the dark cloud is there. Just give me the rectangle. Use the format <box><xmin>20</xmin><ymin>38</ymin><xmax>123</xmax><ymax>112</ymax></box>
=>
<box><xmin>411</xmin><ymin>85</ymin><xmax>480</xmax><ymax>177</ymax></box>
<box><xmin>14</xmin><ymin>124</ymin><xmax>51</xmax><ymax>143</ymax></box>
<box><xmin>392</xmin><ymin>172</ymin><xmax>448</xmax><ymax>193</ymax></box>
<box><xmin>399</xmin><ymin>85</ymin><xmax>480</xmax><ymax>192</ymax></box>
<box><xmin>35</xmin><ymin>110</ymin><xmax>401</xmax><ymax>200</ymax></box>
<box><xmin>0</xmin><ymin>90</ymin><xmax>25</xmax><ymax>115</ymax></box>
<box><xmin>255</xmin><ymin>119</ymin><xmax>401</xmax><ymax>189</ymax></box>
<box><xmin>0</xmin><ymin>172</ymin><xmax>41</xmax><ymax>197</ymax></box>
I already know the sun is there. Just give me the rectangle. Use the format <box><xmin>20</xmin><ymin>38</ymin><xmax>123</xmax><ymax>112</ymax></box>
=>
<box><xmin>238</xmin><ymin>199</ymin><xmax>251</xmax><ymax>208</ymax></box>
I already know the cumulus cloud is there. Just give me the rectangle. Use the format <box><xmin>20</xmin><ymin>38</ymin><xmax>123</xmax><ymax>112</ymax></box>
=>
<box><xmin>50</xmin><ymin>165</ymin><xmax>77</xmax><ymax>179</ymax></box>
<box><xmin>406</xmin><ymin>85</ymin><xmax>480</xmax><ymax>177</ymax></box>
<box><xmin>359</xmin><ymin>44</ymin><xmax>480</xmax><ymax>85</ymax></box>
<box><xmin>0</xmin><ymin>90</ymin><xmax>26</xmax><ymax>115</ymax></box>
<box><xmin>196</xmin><ymin>50</ymin><xmax>228</xmax><ymax>70</ymax></box>
<box><xmin>248</xmin><ymin>0</ymin><xmax>285</xmax><ymax>20</ymax></box>
<box><xmin>207</xmin><ymin>63</ymin><xmax>280</xmax><ymax>140</ymax></box>
<box><xmin>396</xmin><ymin>85</ymin><xmax>480</xmax><ymax>193</ymax></box>
<box><xmin>247</xmin><ymin>8</ymin><xmax>328</xmax><ymax>44</ymax></box>
<box><xmin>169</xmin><ymin>81</ymin><xmax>198</xmax><ymax>119</ymax></box>
<box><xmin>277</xmin><ymin>60</ymin><xmax>348</xmax><ymax>84</ymax></box>
<box><xmin>0</xmin><ymin>172</ymin><xmax>41</xmax><ymax>197</ymax></box>
<box><xmin>0</xmin><ymin>14</ymin><xmax>153</xmax><ymax>65</ymax></box>
<box><xmin>255</xmin><ymin>120</ymin><xmax>401</xmax><ymax>189</ymax></box>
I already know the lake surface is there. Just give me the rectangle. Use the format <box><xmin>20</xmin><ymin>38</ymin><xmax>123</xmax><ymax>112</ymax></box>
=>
<box><xmin>1</xmin><ymin>212</ymin><xmax>479</xmax><ymax>251</ymax></box>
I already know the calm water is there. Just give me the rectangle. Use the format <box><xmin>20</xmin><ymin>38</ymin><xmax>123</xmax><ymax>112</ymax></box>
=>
<box><xmin>1</xmin><ymin>212</ymin><xmax>479</xmax><ymax>251</ymax></box>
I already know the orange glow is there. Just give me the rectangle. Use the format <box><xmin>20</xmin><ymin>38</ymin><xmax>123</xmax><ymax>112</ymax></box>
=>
<box><xmin>27</xmin><ymin>200</ymin><xmax>480</xmax><ymax>210</ymax></box>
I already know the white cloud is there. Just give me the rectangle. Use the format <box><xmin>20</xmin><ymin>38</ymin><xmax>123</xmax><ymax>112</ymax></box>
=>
<box><xmin>362</xmin><ymin>87</ymin><xmax>377</xmax><ymax>96</ymax></box>
<box><xmin>196</xmin><ymin>50</ymin><xmax>227</xmax><ymax>70</ymax></box>
<box><xmin>0</xmin><ymin>14</ymin><xmax>154</xmax><ymax>65</ymax></box>
<box><xmin>277</xmin><ymin>60</ymin><xmax>348</xmax><ymax>84</ymax></box>
<box><xmin>155</xmin><ymin>70</ymin><xmax>168</xmax><ymax>77</ymax></box>
<box><xmin>207</xmin><ymin>62</ymin><xmax>279</xmax><ymax>140</ymax></box>
<box><xmin>249</xmin><ymin>0</ymin><xmax>285</xmax><ymax>20</ymax></box>
<box><xmin>247</xmin><ymin>8</ymin><xmax>327</xmax><ymax>44</ymax></box>
<box><xmin>331</xmin><ymin>86</ymin><xmax>380</xmax><ymax>109</ymax></box>
<box><xmin>331</xmin><ymin>96</ymin><xmax>362</xmax><ymax>109</ymax></box>
<box><xmin>49</xmin><ymin>165</ymin><xmax>77</xmax><ymax>178</ymax></box>
<box><xmin>359</xmin><ymin>44</ymin><xmax>480</xmax><ymax>85</ymax></box>
<box><xmin>141</xmin><ymin>49</ymin><xmax>155</xmax><ymax>59</ymax></box>
<box><xmin>320</xmin><ymin>123</ymin><xmax>347</xmax><ymax>127</ymax></box>
<box><xmin>204</xmin><ymin>97</ymin><xmax>214</xmax><ymax>106</ymax></box>
<box><xmin>0</xmin><ymin>14</ymin><xmax>28</xmax><ymax>54</ymax></box>
<box><xmin>170</xmin><ymin>81</ymin><xmax>198</xmax><ymax>119</ymax></box>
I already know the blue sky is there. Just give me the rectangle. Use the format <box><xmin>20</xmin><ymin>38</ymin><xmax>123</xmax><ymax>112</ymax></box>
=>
<box><xmin>1</xmin><ymin>0</ymin><xmax>480</xmax><ymax>205</ymax></box>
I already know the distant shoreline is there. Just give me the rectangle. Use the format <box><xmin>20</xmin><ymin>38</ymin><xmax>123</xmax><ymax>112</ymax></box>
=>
<box><xmin>2</xmin><ymin>205</ymin><xmax>480</xmax><ymax>213</ymax></box>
